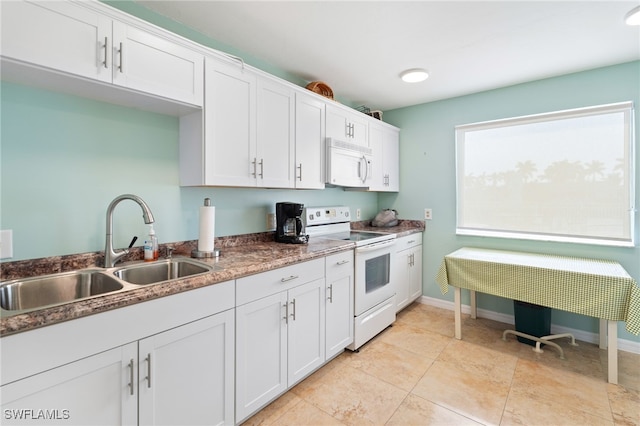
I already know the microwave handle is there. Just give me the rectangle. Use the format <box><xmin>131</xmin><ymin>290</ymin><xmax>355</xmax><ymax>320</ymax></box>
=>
<box><xmin>360</xmin><ymin>155</ymin><xmax>371</xmax><ymax>183</ymax></box>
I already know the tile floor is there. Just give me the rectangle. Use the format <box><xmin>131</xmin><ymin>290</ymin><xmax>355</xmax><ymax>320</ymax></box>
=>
<box><xmin>242</xmin><ymin>302</ymin><xmax>640</xmax><ymax>426</ymax></box>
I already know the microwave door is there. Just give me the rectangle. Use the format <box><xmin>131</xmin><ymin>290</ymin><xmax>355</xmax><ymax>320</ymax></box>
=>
<box><xmin>328</xmin><ymin>147</ymin><xmax>367</xmax><ymax>187</ymax></box>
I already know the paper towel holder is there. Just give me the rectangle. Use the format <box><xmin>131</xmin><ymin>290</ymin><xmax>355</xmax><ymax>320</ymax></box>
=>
<box><xmin>192</xmin><ymin>198</ymin><xmax>220</xmax><ymax>259</ymax></box>
<box><xmin>192</xmin><ymin>248</ymin><xmax>220</xmax><ymax>258</ymax></box>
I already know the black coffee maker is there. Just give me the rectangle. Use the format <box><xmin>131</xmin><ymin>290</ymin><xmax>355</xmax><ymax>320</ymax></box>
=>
<box><xmin>275</xmin><ymin>202</ymin><xmax>309</xmax><ymax>244</ymax></box>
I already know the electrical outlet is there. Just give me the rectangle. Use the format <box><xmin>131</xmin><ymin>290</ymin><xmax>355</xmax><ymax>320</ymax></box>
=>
<box><xmin>0</xmin><ymin>229</ymin><xmax>13</xmax><ymax>259</ymax></box>
<box><xmin>267</xmin><ymin>213</ymin><xmax>276</xmax><ymax>230</ymax></box>
<box><xmin>424</xmin><ymin>208</ymin><xmax>433</xmax><ymax>220</ymax></box>
<box><xmin>356</xmin><ymin>208</ymin><xmax>361</xmax><ymax>220</ymax></box>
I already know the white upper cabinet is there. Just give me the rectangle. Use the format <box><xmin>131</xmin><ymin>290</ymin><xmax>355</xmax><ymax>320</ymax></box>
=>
<box><xmin>256</xmin><ymin>76</ymin><xmax>296</xmax><ymax>188</ymax></box>
<box><xmin>111</xmin><ymin>21</ymin><xmax>203</xmax><ymax>106</ymax></box>
<box><xmin>326</xmin><ymin>103</ymin><xmax>369</xmax><ymax>146</ymax></box>
<box><xmin>368</xmin><ymin>122</ymin><xmax>400</xmax><ymax>192</ymax></box>
<box><xmin>201</xmin><ymin>57</ymin><xmax>257</xmax><ymax>187</ymax></box>
<box><xmin>295</xmin><ymin>92</ymin><xmax>326</xmax><ymax>189</ymax></box>
<box><xmin>1</xmin><ymin>0</ymin><xmax>204</xmax><ymax>108</ymax></box>
<box><xmin>1</xmin><ymin>1</ymin><xmax>112</xmax><ymax>83</ymax></box>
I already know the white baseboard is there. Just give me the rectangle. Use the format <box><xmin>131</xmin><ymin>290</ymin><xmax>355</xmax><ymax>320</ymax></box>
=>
<box><xmin>419</xmin><ymin>296</ymin><xmax>640</xmax><ymax>355</ymax></box>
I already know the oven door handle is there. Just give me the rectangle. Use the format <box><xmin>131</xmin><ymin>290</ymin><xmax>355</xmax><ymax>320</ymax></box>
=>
<box><xmin>355</xmin><ymin>239</ymin><xmax>396</xmax><ymax>253</ymax></box>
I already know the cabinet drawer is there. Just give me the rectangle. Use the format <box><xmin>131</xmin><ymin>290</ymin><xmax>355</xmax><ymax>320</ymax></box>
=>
<box><xmin>325</xmin><ymin>250</ymin><xmax>354</xmax><ymax>281</ymax></box>
<box><xmin>236</xmin><ymin>258</ymin><xmax>324</xmax><ymax>305</ymax></box>
<box><xmin>395</xmin><ymin>234</ymin><xmax>422</xmax><ymax>252</ymax></box>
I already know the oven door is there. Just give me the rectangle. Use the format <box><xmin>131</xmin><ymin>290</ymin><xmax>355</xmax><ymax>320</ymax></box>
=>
<box><xmin>354</xmin><ymin>239</ymin><xmax>396</xmax><ymax>316</ymax></box>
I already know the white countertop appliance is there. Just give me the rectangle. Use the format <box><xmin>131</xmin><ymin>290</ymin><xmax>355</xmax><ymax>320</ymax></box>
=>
<box><xmin>305</xmin><ymin>206</ymin><xmax>396</xmax><ymax>351</ymax></box>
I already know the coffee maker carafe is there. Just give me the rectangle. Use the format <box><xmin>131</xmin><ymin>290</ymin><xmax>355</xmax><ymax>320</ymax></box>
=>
<box><xmin>275</xmin><ymin>202</ymin><xmax>309</xmax><ymax>244</ymax></box>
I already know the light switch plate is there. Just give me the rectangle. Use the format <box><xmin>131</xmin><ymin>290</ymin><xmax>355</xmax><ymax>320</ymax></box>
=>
<box><xmin>0</xmin><ymin>229</ymin><xmax>13</xmax><ymax>259</ymax></box>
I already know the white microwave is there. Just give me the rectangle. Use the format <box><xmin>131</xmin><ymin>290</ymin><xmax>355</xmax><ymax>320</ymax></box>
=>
<box><xmin>325</xmin><ymin>138</ymin><xmax>372</xmax><ymax>188</ymax></box>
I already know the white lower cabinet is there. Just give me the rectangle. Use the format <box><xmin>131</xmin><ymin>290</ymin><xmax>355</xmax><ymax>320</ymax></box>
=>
<box><xmin>1</xmin><ymin>343</ymin><xmax>138</xmax><ymax>425</ymax></box>
<box><xmin>0</xmin><ymin>280</ymin><xmax>235</xmax><ymax>426</ymax></box>
<box><xmin>138</xmin><ymin>310</ymin><xmax>235</xmax><ymax>426</ymax></box>
<box><xmin>394</xmin><ymin>234</ymin><xmax>424</xmax><ymax>312</ymax></box>
<box><xmin>325</xmin><ymin>250</ymin><xmax>354</xmax><ymax>359</ymax></box>
<box><xmin>235</xmin><ymin>259</ymin><xmax>326</xmax><ymax>423</ymax></box>
<box><xmin>1</xmin><ymin>311</ymin><xmax>235</xmax><ymax>426</ymax></box>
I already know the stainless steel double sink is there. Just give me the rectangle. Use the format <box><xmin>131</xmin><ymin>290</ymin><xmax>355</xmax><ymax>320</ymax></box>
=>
<box><xmin>0</xmin><ymin>258</ymin><xmax>216</xmax><ymax>315</ymax></box>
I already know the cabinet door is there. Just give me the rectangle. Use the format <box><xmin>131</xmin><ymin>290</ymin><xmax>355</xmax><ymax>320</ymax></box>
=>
<box><xmin>368</xmin><ymin>123</ymin><xmax>385</xmax><ymax>191</ymax></box>
<box><xmin>349</xmin><ymin>112</ymin><xmax>369</xmax><ymax>146</ymax></box>
<box><xmin>394</xmin><ymin>249</ymin><xmax>411</xmax><ymax>312</ymax></box>
<box><xmin>204</xmin><ymin>57</ymin><xmax>257</xmax><ymax>186</ymax></box>
<box><xmin>1</xmin><ymin>343</ymin><xmax>137</xmax><ymax>426</ymax></box>
<box><xmin>235</xmin><ymin>292</ymin><xmax>288</xmax><ymax>423</ymax></box>
<box><xmin>326</xmin><ymin>105</ymin><xmax>349</xmax><ymax>141</ymax></box>
<box><xmin>408</xmin><ymin>246</ymin><xmax>423</xmax><ymax>303</ymax></box>
<box><xmin>138</xmin><ymin>310</ymin><xmax>235</xmax><ymax>426</ymax></box>
<box><xmin>325</xmin><ymin>253</ymin><xmax>354</xmax><ymax>359</ymax></box>
<box><xmin>287</xmin><ymin>279</ymin><xmax>326</xmax><ymax>386</ymax></box>
<box><xmin>1</xmin><ymin>0</ymin><xmax>112</xmax><ymax>83</ymax></box>
<box><xmin>256</xmin><ymin>78</ymin><xmax>295</xmax><ymax>188</ymax></box>
<box><xmin>382</xmin><ymin>127</ymin><xmax>400</xmax><ymax>192</ymax></box>
<box><xmin>112</xmin><ymin>21</ymin><xmax>203</xmax><ymax>106</ymax></box>
<box><xmin>295</xmin><ymin>92</ymin><xmax>326</xmax><ymax>189</ymax></box>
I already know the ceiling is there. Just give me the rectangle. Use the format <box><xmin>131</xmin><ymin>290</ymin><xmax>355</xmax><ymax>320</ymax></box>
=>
<box><xmin>136</xmin><ymin>1</ymin><xmax>640</xmax><ymax>111</ymax></box>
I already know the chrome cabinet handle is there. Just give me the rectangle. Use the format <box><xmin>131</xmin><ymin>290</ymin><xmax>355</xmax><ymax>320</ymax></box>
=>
<box><xmin>117</xmin><ymin>42</ymin><xmax>123</xmax><ymax>73</ymax></box>
<box><xmin>283</xmin><ymin>303</ymin><xmax>289</xmax><ymax>323</ymax></box>
<box><xmin>280</xmin><ymin>275</ymin><xmax>299</xmax><ymax>282</ymax></box>
<box><xmin>251</xmin><ymin>158</ymin><xmax>257</xmax><ymax>177</ymax></box>
<box><xmin>145</xmin><ymin>353</ymin><xmax>151</xmax><ymax>388</ymax></box>
<box><xmin>290</xmin><ymin>299</ymin><xmax>296</xmax><ymax>321</ymax></box>
<box><xmin>128</xmin><ymin>359</ymin><xmax>134</xmax><ymax>395</ymax></box>
<box><xmin>327</xmin><ymin>284</ymin><xmax>333</xmax><ymax>303</ymax></box>
<box><xmin>336</xmin><ymin>260</ymin><xmax>350</xmax><ymax>265</ymax></box>
<box><xmin>102</xmin><ymin>36</ymin><xmax>108</xmax><ymax>69</ymax></box>
<box><xmin>297</xmin><ymin>163</ymin><xmax>303</xmax><ymax>181</ymax></box>
<box><xmin>259</xmin><ymin>159</ymin><xmax>264</xmax><ymax>178</ymax></box>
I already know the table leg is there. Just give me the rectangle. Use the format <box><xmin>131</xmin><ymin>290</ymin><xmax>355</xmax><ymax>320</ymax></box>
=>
<box><xmin>470</xmin><ymin>290</ymin><xmax>477</xmax><ymax>319</ymax></box>
<box><xmin>607</xmin><ymin>320</ymin><xmax>618</xmax><ymax>385</ymax></box>
<box><xmin>599</xmin><ymin>319</ymin><xmax>607</xmax><ymax>349</ymax></box>
<box><xmin>454</xmin><ymin>287</ymin><xmax>462</xmax><ymax>339</ymax></box>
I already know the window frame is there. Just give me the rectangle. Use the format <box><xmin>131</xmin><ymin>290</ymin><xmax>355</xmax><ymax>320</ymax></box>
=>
<box><xmin>455</xmin><ymin>101</ymin><xmax>636</xmax><ymax>247</ymax></box>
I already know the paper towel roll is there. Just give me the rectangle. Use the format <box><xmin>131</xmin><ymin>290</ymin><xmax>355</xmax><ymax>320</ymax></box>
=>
<box><xmin>198</xmin><ymin>204</ymin><xmax>215</xmax><ymax>252</ymax></box>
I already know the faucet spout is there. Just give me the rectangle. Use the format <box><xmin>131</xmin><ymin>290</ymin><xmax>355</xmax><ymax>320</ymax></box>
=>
<box><xmin>105</xmin><ymin>194</ymin><xmax>155</xmax><ymax>268</ymax></box>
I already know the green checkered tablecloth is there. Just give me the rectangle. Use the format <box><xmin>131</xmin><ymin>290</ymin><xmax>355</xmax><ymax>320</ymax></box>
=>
<box><xmin>436</xmin><ymin>247</ymin><xmax>640</xmax><ymax>335</ymax></box>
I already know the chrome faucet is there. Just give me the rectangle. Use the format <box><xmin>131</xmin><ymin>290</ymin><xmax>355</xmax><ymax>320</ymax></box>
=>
<box><xmin>104</xmin><ymin>194</ymin><xmax>155</xmax><ymax>267</ymax></box>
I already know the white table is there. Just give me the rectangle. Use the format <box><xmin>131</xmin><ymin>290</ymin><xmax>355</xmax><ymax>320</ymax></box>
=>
<box><xmin>436</xmin><ymin>247</ymin><xmax>640</xmax><ymax>384</ymax></box>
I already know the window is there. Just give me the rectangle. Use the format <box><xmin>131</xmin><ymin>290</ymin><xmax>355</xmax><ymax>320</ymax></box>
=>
<box><xmin>455</xmin><ymin>102</ymin><xmax>635</xmax><ymax>247</ymax></box>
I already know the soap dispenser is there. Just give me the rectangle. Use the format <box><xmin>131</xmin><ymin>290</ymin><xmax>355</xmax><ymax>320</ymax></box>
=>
<box><xmin>145</xmin><ymin>224</ymin><xmax>159</xmax><ymax>261</ymax></box>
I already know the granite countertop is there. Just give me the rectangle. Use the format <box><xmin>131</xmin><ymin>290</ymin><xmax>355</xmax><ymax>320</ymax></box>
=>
<box><xmin>0</xmin><ymin>221</ymin><xmax>424</xmax><ymax>337</ymax></box>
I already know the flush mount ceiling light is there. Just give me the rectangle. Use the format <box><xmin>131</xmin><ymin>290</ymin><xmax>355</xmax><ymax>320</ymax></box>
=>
<box><xmin>625</xmin><ymin>5</ymin><xmax>640</xmax><ymax>25</ymax></box>
<box><xmin>400</xmin><ymin>68</ymin><xmax>429</xmax><ymax>83</ymax></box>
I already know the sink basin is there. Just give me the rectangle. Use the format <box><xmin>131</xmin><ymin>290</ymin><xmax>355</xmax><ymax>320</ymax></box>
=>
<box><xmin>113</xmin><ymin>258</ymin><xmax>214</xmax><ymax>285</ymax></box>
<box><xmin>0</xmin><ymin>270</ymin><xmax>124</xmax><ymax>312</ymax></box>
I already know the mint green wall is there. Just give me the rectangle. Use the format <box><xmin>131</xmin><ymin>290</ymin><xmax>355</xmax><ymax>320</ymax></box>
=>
<box><xmin>382</xmin><ymin>61</ymin><xmax>640</xmax><ymax>343</ymax></box>
<box><xmin>0</xmin><ymin>81</ymin><xmax>378</xmax><ymax>260</ymax></box>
